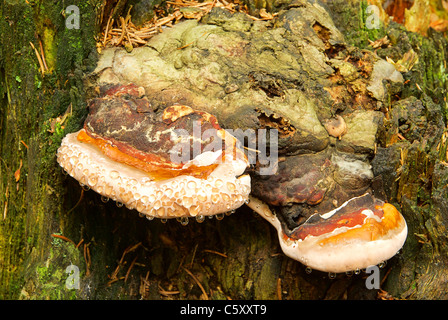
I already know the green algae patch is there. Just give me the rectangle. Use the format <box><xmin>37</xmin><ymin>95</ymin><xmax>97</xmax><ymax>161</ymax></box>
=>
<box><xmin>20</xmin><ymin>240</ymin><xmax>84</xmax><ymax>299</ymax></box>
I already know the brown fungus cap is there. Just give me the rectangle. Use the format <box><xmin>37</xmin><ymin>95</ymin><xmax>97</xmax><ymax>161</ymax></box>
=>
<box><xmin>57</xmin><ymin>84</ymin><xmax>250</xmax><ymax>220</ymax></box>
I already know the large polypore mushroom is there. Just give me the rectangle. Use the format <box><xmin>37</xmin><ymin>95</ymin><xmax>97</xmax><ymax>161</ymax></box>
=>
<box><xmin>57</xmin><ymin>84</ymin><xmax>250</xmax><ymax>223</ymax></box>
<box><xmin>247</xmin><ymin>193</ymin><xmax>407</xmax><ymax>273</ymax></box>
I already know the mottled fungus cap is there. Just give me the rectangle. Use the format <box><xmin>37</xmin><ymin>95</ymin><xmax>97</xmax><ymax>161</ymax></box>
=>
<box><xmin>57</xmin><ymin>84</ymin><xmax>250</xmax><ymax>220</ymax></box>
<box><xmin>248</xmin><ymin>193</ymin><xmax>407</xmax><ymax>273</ymax></box>
<box><xmin>323</xmin><ymin>115</ymin><xmax>347</xmax><ymax>140</ymax></box>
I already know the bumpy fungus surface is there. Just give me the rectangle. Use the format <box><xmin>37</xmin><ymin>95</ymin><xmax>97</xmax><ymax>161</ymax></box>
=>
<box><xmin>247</xmin><ymin>193</ymin><xmax>407</xmax><ymax>273</ymax></box>
<box><xmin>57</xmin><ymin>84</ymin><xmax>250</xmax><ymax>220</ymax></box>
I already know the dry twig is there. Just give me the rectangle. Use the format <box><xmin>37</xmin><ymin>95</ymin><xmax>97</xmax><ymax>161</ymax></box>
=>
<box><xmin>183</xmin><ymin>267</ymin><xmax>209</xmax><ymax>300</ymax></box>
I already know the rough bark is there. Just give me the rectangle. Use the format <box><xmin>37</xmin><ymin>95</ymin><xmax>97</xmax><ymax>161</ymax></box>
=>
<box><xmin>1</xmin><ymin>0</ymin><xmax>448</xmax><ymax>300</ymax></box>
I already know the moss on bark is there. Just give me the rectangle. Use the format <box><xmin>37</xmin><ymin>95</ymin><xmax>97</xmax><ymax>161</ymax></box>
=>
<box><xmin>0</xmin><ymin>0</ymin><xmax>97</xmax><ymax>299</ymax></box>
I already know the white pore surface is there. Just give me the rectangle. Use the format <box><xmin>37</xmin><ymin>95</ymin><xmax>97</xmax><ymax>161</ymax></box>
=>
<box><xmin>279</xmin><ymin>219</ymin><xmax>408</xmax><ymax>273</ymax></box>
<box><xmin>57</xmin><ymin>131</ymin><xmax>251</xmax><ymax>219</ymax></box>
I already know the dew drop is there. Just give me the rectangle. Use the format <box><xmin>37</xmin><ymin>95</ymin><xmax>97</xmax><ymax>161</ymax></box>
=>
<box><xmin>354</xmin><ymin>269</ymin><xmax>361</xmax><ymax>275</ymax></box>
<box><xmin>81</xmin><ymin>184</ymin><xmax>90</xmax><ymax>191</ymax></box>
<box><xmin>226</xmin><ymin>210</ymin><xmax>235</xmax><ymax>216</ymax></box>
<box><xmin>215</xmin><ymin>213</ymin><xmax>225</xmax><ymax>220</ymax></box>
<box><xmin>156</xmin><ymin>207</ymin><xmax>166</xmax><ymax>217</ymax></box>
<box><xmin>101</xmin><ymin>196</ymin><xmax>109</xmax><ymax>203</ymax></box>
<box><xmin>328</xmin><ymin>272</ymin><xmax>336</xmax><ymax>279</ymax></box>
<box><xmin>179</xmin><ymin>217</ymin><xmax>189</xmax><ymax>226</ymax></box>
<box><xmin>378</xmin><ymin>261</ymin><xmax>387</xmax><ymax>269</ymax></box>
<box><xmin>88</xmin><ymin>175</ymin><xmax>98</xmax><ymax>187</ymax></box>
<box><xmin>211</xmin><ymin>194</ymin><xmax>220</xmax><ymax>204</ymax></box>
<box><xmin>146</xmin><ymin>215</ymin><xmax>154</xmax><ymax>221</ymax></box>
<box><xmin>136</xmin><ymin>202</ymin><xmax>145</xmax><ymax>213</ymax></box>
<box><xmin>215</xmin><ymin>179</ymin><xmax>223</xmax><ymax>188</ymax></box>
<box><xmin>116</xmin><ymin>201</ymin><xmax>123</xmax><ymax>208</ymax></box>
<box><xmin>305</xmin><ymin>267</ymin><xmax>312</xmax><ymax>274</ymax></box>
<box><xmin>187</xmin><ymin>180</ymin><xmax>197</xmax><ymax>189</ymax></box>
<box><xmin>226</xmin><ymin>182</ymin><xmax>235</xmax><ymax>192</ymax></box>
<box><xmin>65</xmin><ymin>163</ymin><xmax>73</xmax><ymax>175</ymax></box>
<box><xmin>153</xmin><ymin>200</ymin><xmax>161</xmax><ymax>210</ymax></box>
<box><xmin>70</xmin><ymin>157</ymin><xmax>79</xmax><ymax>166</ymax></box>
<box><xmin>221</xmin><ymin>193</ymin><xmax>230</xmax><ymax>202</ymax></box>
<box><xmin>165</xmin><ymin>188</ymin><xmax>173</xmax><ymax>197</ymax></box>
<box><xmin>197</xmin><ymin>193</ymin><xmax>207</xmax><ymax>202</ymax></box>
<box><xmin>104</xmin><ymin>185</ymin><xmax>113</xmax><ymax>197</ymax></box>
<box><xmin>109</xmin><ymin>170</ymin><xmax>119</xmax><ymax>179</ymax></box>
<box><xmin>182</xmin><ymin>196</ymin><xmax>193</xmax><ymax>208</ymax></box>
<box><xmin>161</xmin><ymin>218</ymin><xmax>167</xmax><ymax>224</ymax></box>
<box><xmin>189</xmin><ymin>205</ymin><xmax>200</xmax><ymax>217</ymax></box>
<box><xmin>345</xmin><ymin>270</ymin><xmax>353</xmax><ymax>277</ymax></box>
<box><xmin>196</xmin><ymin>215</ymin><xmax>205</xmax><ymax>223</ymax></box>
<box><xmin>121</xmin><ymin>192</ymin><xmax>132</xmax><ymax>203</ymax></box>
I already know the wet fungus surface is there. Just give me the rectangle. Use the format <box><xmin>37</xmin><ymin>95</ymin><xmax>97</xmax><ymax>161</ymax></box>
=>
<box><xmin>57</xmin><ymin>84</ymin><xmax>251</xmax><ymax>222</ymax></box>
<box><xmin>58</xmin><ymin>4</ymin><xmax>408</xmax><ymax>274</ymax></box>
<box><xmin>247</xmin><ymin>193</ymin><xmax>407</xmax><ymax>273</ymax></box>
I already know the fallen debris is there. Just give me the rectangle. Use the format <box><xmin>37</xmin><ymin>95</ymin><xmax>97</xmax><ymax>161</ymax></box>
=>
<box><xmin>98</xmin><ymin>0</ymin><xmax>277</xmax><ymax>51</ymax></box>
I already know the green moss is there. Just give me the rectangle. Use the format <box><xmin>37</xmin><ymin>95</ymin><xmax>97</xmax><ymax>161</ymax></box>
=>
<box><xmin>21</xmin><ymin>242</ymin><xmax>84</xmax><ymax>299</ymax></box>
<box><xmin>42</xmin><ymin>26</ymin><xmax>56</xmax><ymax>72</ymax></box>
<box><xmin>0</xmin><ymin>0</ymin><xmax>98</xmax><ymax>299</ymax></box>
<box><xmin>254</xmin><ymin>257</ymin><xmax>280</xmax><ymax>299</ymax></box>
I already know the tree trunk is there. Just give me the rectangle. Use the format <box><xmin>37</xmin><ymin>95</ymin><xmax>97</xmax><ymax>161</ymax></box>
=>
<box><xmin>1</xmin><ymin>0</ymin><xmax>448</xmax><ymax>300</ymax></box>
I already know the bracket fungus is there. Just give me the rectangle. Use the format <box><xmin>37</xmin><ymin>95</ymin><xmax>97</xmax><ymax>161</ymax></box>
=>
<box><xmin>247</xmin><ymin>193</ymin><xmax>407</xmax><ymax>274</ymax></box>
<box><xmin>57</xmin><ymin>84</ymin><xmax>251</xmax><ymax>222</ymax></box>
<box><xmin>56</xmin><ymin>4</ymin><xmax>412</xmax><ymax>279</ymax></box>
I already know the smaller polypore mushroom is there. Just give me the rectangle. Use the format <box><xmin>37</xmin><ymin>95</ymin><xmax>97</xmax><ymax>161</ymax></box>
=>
<box><xmin>57</xmin><ymin>84</ymin><xmax>251</xmax><ymax>223</ymax></box>
<box><xmin>323</xmin><ymin>115</ymin><xmax>347</xmax><ymax>140</ymax></box>
<box><xmin>247</xmin><ymin>193</ymin><xmax>407</xmax><ymax>273</ymax></box>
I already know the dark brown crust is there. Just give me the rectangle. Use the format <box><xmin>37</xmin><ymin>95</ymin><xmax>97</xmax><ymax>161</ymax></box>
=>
<box><xmin>84</xmin><ymin>84</ymin><xmax>225</xmax><ymax>166</ymax></box>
